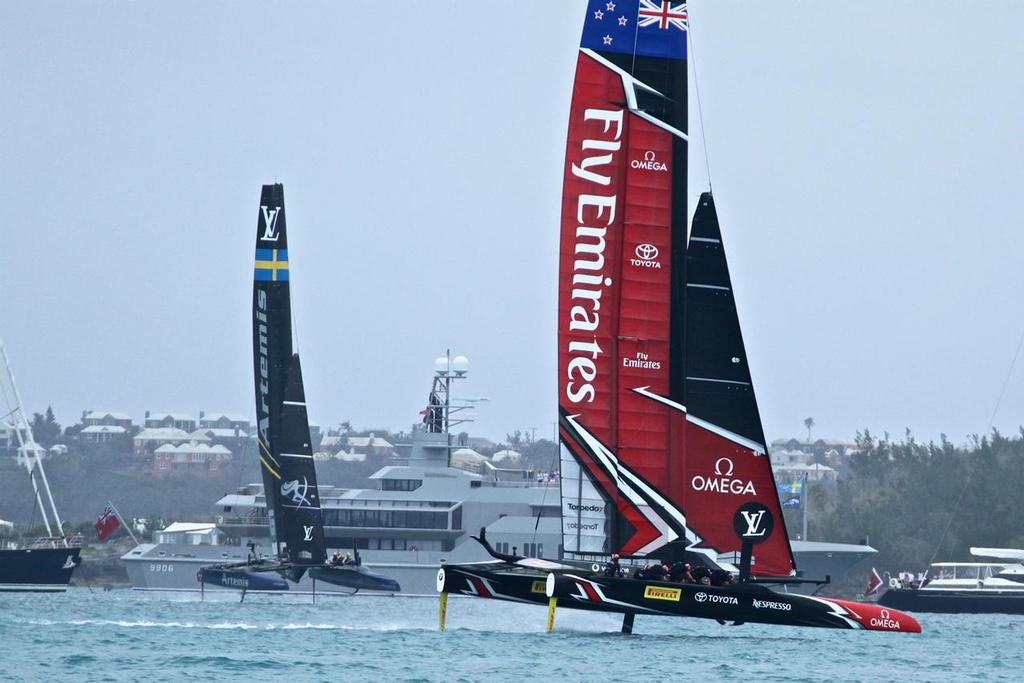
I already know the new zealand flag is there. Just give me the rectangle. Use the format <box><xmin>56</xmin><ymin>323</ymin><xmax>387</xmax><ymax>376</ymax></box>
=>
<box><xmin>579</xmin><ymin>0</ymin><xmax>687</xmax><ymax>61</ymax></box>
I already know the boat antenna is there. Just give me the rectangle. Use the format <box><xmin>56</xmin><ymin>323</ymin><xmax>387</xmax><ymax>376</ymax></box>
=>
<box><xmin>688</xmin><ymin>13</ymin><xmax>714</xmax><ymax>194</ymax></box>
<box><xmin>925</xmin><ymin>323</ymin><xmax>1024</xmax><ymax>568</ymax></box>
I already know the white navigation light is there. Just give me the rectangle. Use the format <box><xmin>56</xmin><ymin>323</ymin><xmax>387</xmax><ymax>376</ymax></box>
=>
<box><xmin>434</xmin><ymin>356</ymin><xmax>449</xmax><ymax>375</ymax></box>
<box><xmin>453</xmin><ymin>355</ymin><xmax>469</xmax><ymax>376</ymax></box>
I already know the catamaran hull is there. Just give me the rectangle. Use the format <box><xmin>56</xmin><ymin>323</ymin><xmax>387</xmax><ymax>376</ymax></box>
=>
<box><xmin>196</xmin><ymin>566</ymin><xmax>289</xmax><ymax>592</ymax></box>
<box><xmin>438</xmin><ymin>564</ymin><xmax>920</xmax><ymax>633</ymax></box>
<box><xmin>0</xmin><ymin>547</ymin><xmax>81</xmax><ymax>592</ymax></box>
<box><xmin>880</xmin><ymin>588</ymin><xmax>1024</xmax><ymax>614</ymax></box>
<box><xmin>308</xmin><ymin>566</ymin><xmax>401</xmax><ymax>592</ymax></box>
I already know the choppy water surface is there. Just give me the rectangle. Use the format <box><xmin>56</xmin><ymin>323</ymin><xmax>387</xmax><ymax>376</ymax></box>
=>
<box><xmin>1</xmin><ymin>589</ymin><xmax>1021</xmax><ymax>682</ymax></box>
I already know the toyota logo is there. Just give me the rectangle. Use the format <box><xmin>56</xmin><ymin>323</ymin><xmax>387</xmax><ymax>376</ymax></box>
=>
<box><xmin>694</xmin><ymin>591</ymin><xmax>708</xmax><ymax>603</ymax></box>
<box><xmin>714</xmin><ymin>457</ymin><xmax>734</xmax><ymax>476</ymax></box>
<box><xmin>635</xmin><ymin>243</ymin><xmax>659</xmax><ymax>261</ymax></box>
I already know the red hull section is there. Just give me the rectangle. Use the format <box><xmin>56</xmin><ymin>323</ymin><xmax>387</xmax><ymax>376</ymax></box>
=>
<box><xmin>826</xmin><ymin>598</ymin><xmax>922</xmax><ymax>633</ymax></box>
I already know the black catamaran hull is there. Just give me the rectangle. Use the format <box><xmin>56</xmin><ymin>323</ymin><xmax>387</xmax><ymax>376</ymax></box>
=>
<box><xmin>880</xmin><ymin>588</ymin><xmax>1024</xmax><ymax>615</ymax></box>
<box><xmin>438</xmin><ymin>563</ymin><xmax>921</xmax><ymax>633</ymax></box>
<box><xmin>197</xmin><ymin>565</ymin><xmax>290</xmax><ymax>592</ymax></box>
<box><xmin>309</xmin><ymin>566</ymin><xmax>400</xmax><ymax>593</ymax></box>
<box><xmin>0</xmin><ymin>547</ymin><xmax>81</xmax><ymax>592</ymax></box>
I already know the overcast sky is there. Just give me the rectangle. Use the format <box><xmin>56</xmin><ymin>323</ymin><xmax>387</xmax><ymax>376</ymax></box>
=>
<box><xmin>2</xmin><ymin>1</ymin><xmax>1022</xmax><ymax>445</ymax></box>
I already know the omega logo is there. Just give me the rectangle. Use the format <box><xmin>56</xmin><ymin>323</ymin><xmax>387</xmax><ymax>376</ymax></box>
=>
<box><xmin>630</xmin><ymin>151</ymin><xmax>668</xmax><ymax>172</ymax></box>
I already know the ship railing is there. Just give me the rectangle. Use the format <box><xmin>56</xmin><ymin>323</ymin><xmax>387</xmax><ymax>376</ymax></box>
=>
<box><xmin>27</xmin><ymin>535</ymin><xmax>71</xmax><ymax>549</ymax></box>
<box><xmin>469</xmin><ymin>480</ymin><xmax>560</xmax><ymax>489</ymax></box>
<box><xmin>217</xmin><ymin>514</ymin><xmax>269</xmax><ymax>526</ymax></box>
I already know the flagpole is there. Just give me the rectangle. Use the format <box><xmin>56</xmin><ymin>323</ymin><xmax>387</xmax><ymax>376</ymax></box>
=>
<box><xmin>106</xmin><ymin>500</ymin><xmax>140</xmax><ymax>545</ymax></box>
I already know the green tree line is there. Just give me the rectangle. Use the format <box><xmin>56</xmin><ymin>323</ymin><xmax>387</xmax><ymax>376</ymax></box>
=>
<box><xmin>809</xmin><ymin>429</ymin><xmax>1024</xmax><ymax>575</ymax></box>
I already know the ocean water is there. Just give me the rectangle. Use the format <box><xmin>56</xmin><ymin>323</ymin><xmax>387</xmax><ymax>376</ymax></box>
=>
<box><xmin>1</xmin><ymin>589</ymin><xmax>1021</xmax><ymax>682</ymax></box>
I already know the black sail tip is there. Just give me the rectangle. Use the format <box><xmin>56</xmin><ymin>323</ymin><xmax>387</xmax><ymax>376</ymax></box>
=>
<box><xmin>284</xmin><ymin>354</ymin><xmax>307</xmax><ymax>404</ymax></box>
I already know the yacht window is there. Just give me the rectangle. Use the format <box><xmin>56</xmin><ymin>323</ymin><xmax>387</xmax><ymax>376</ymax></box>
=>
<box><xmin>955</xmin><ymin>566</ymin><xmax>980</xmax><ymax>580</ymax></box>
<box><xmin>380</xmin><ymin>479</ymin><xmax>423</xmax><ymax>492</ymax></box>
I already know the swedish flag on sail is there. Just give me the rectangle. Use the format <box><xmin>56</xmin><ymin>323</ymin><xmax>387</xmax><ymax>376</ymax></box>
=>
<box><xmin>254</xmin><ymin>248</ymin><xmax>289</xmax><ymax>281</ymax></box>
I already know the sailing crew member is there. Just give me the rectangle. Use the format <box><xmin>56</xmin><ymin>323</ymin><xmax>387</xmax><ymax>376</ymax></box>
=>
<box><xmin>647</xmin><ymin>563</ymin><xmax>668</xmax><ymax>581</ymax></box>
<box><xmin>710</xmin><ymin>569</ymin><xmax>736</xmax><ymax>587</ymax></box>
<box><xmin>691</xmin><ymin>566</ymin><xmax>712</xmax><ymax>585</ymax></box>
<box><xmin>604</xmin><ymin>553</ymin><xmax>622</xmax><ymax>577</ymax></box>
<box><xmin>331</xmin><ymin>551</ymin><xmax>343</xmax><ymax>566</ymax></box>
<box><xmin>669</xmin><ymin>562</ymin><xmax>695</xmax><ymax>583</ymax></box>
<box><xmin>342</xmin><ymin>552</ymin><xmax>354</xmax><ymax>566</ymax></box>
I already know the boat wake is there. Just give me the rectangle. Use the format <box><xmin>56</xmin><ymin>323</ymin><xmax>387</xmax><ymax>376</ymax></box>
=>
<box><xmin>22</xmin><ymin>618</ymin><xmax>433</xmax><ymax>632</ymax></box>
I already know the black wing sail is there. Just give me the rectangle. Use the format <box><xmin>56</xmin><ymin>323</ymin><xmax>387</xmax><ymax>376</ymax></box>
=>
<box><xmin>683</xmin><ymin>192</ymin><xmax>796</xmax><ymax>575</ymax></box>
<box><xmin>253</xmin><ymin>183</ymin><xmax>292</xmax><ymax>554</ymax></box>
<box><xmin>684</xmin><ymin>193</ymin><xmax>765</xmax><ymax>444</ymax></box>
<box><xmin>277</xmin><ymin>353</ymin><xmax>327</xmax><ymax>571</ymax></box>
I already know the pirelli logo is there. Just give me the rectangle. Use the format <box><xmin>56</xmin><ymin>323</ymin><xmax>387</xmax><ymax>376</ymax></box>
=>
<box><xmin>643</xmin><ymin>585</ymin><xmax>682</xmax><ymax>602</ymax></box>
<box><xmin>531</xmin><ymin>580</ymin><xmax>547</xmax><ymax>594</ymax></box>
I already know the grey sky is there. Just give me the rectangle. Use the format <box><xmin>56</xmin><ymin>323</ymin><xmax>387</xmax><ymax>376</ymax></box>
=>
<box><xmin>2</xmin><ymin>1</ymin><xmax>1021</xmax><ymax>445</ymax></box>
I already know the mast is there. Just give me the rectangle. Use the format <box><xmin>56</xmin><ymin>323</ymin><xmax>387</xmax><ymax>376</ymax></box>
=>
<box><xmin>0</xmin><ymin>342</ymin><xmax>67</xmax><ymax>547</ymax></box>
<box><xmin>252</xmin><ymin>183</ymin><xmax>293</xmax><ymax>559</ymax></box>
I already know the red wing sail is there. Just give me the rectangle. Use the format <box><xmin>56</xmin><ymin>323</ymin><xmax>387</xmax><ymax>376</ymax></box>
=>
<box><xmin>558</xmin><ymin>1</ymin><xmax>689</xmax><ymax>557</ymax></box>
<box><xmin>559</xmin><ymin>1</ymin><xmax>795</xmax><ymax>577</ymax></box>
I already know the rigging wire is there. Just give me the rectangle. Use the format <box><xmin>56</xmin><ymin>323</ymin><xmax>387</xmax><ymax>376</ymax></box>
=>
<box><xmin>235</xmin><ymin>410</ymin><xmax>257</xmax><ymax>494</ymax></box>
<box><xmin>926</xmin><ymin>323</ymin><xmax>1024</xmax><ymax>568</ymax></box>
<box><xmin>289</xmin><ymin>235</ymin><xmax>301</xmax><ymax>358</ymax></box>
<box><xmin>531</xmin><ymin>424</ymin><xmax>561</xmax><ymax>545</ymax></box>
<box><xmin>687</xmin><ymin>14</ymin><xmax>714</xmax><ymax>194</ymax></box>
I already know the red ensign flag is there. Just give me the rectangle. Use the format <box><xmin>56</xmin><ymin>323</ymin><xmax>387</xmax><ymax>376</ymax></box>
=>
<box><xmin>94</xmin><ymin>505</ymin><xmax>120</xmax><ymax>541</ymax></box>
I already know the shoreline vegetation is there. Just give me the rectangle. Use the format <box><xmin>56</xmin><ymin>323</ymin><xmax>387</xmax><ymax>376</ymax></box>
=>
<box><xmin>5</xmin><ymin>412</ymin><xmax>1023</xmax><ymax>591</ymax></box>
